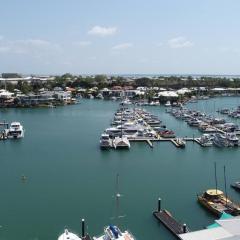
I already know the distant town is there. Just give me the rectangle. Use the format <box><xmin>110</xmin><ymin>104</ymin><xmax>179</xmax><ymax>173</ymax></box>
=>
<box><xmin>0</xmin><ymin>72</ymin><xmax>240</xmax><ymax>108</ymax></box>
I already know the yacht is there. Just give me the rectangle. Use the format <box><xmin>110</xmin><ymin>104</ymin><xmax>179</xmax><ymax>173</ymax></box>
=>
<box><xmin>100</xmin><ymin>134</ymin><xmax>112</xmax><ymax>149</ymax></box>
<box><xmin>93</xmin><ymin>225</ymin><xmax>135</xmax><ymax>240</ymax></box>
<box><xmin>199</xmin><ymin>134</ymin><xmax>213</xmax><ymax>147</ymax></box>
<box><xmin>7</xmin><ymin>122</ymin><xmax>24</xmax><ymax>139</ymax></box>
<box><xmin>198</xmin><ymin>189</ymin><xmax>240</xmax><ymax>217</ymax></box>
<box><xmin>113</xmin><ymin>136</ymin><xmax>130</xmax><ymax>149</ymax></box>
<box><xmin>225</xmin><ymin>133</ymin><xmax>239</xmax><ymax>147</ymax></box>
<box><xmin>160</xmin><ymin>130</ymin><xmax>175</xmax><ymax>138</ymax></box>
<box><xmin>231</xmin><ymin>182</ymin><xmax>240</xmax><ymax>191</ymax></box>
<box><xmin>175</xmin><ymin>138</ymin><xmax>186</xmax><ymax>148</ymax></box>
<box><xmin>164</xmin><ymin>101</ymin><xmax>171</xmax><ymax>107</ymax></box>
<box><xmin>58</xmin><ymin>229</ymin><xmax>82</xmax><ymax>240</ymax></box>
<box><xmin>213</xmin><ymin>133</ymin><xmax>229</xmax><ymax>147</ymax></box>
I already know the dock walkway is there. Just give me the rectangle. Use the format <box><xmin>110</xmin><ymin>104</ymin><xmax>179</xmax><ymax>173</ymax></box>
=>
<box><xmin>153</xmin><ymin>210</ymin><xmax>189</xmax><ymax>238</ymax></box>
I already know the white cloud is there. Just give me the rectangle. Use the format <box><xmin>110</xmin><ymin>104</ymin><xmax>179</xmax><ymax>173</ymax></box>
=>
<box><xmin>88</xmin><ymin>26</ymin><xmax>117</xmax><ymax>37</ymax></box>
<box><xmin>73</xmin><ymin>41</ymin><xmax>92</xmax><ymax>47</ymax></box>
<box><xmin>112</xmin><ymin>43</ymin><xmax>133</xmax><ymax>50</ymax></box>
<box><xmin>168</xmin><ymin>37</ymin><xmax>194</xmax><ymax>49</ymax></box>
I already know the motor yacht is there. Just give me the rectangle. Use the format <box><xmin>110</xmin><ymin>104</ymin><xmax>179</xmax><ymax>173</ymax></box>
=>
<box><xmin>213</xmin><ymin>133</ymin><xmax>229</xmax><ymax>147</ymax></box>
<box><xmin>100</xmin><ymin>133</ymin><xmax>112</xmax><ymax>149</ymax></box>
<box><xmin>225</xmin><ymin>133</ymin><xmax>239</xmax><ymax>147</ymax></box>
<box><xmin>164</xmin><ymin>101</ymin><xmax>171</xmax><ymax>107</ymax></box>
<box><xmin>199</xmin><ymin>134</ymin><xmax>213</xmax><ymax>147</ymax></box>
<box><xmin>7</xmin><ymin>122</ymin><xmax>24</xmax><ymax>139</ymax></box>
<box><xmin>93</xmin><ymin>225</ymin><xmax>135</xmax><ymax>240</ymax></box>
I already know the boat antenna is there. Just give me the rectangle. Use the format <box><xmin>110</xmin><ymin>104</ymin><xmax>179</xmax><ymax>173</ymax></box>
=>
<box><xmin>214</xmin><ymin>162</ymin><xmax>218</xmax><ymax>194</ymax></box>
<box><xmin>224</xmin><ymin>165</ymin><xmax>228</xmax><ymax>207</ymax></box>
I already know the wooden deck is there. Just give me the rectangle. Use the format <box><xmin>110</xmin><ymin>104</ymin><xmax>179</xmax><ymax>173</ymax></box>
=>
<box><xmin>153</xmin><ymin>210</ymin><xmax>189</xmax><ymax>238</ymax></box>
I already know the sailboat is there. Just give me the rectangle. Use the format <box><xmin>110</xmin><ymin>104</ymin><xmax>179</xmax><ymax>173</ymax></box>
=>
<box><xmin>93</xmin><ymin>174</ymin><xmax>135</xmax><ymax>240</ymax></box>
<box><xmin>58</xmin><ymin>229</ymin><xmax>82</xmax><ymax>240</ymax></box>
<box><xmin>197</xmin><ymin>164</ymin><xmax>240</xmax><ymax>216</ymax></box>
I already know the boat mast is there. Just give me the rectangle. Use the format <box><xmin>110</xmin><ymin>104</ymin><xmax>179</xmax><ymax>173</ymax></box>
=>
<box><xmin>121</xmin><ymin>107</ymin><xmax>123</xmax><ymax>139</ymax></box>
<box><xmin>224</xmin><ymin>165</ymin><xmax>228</xmax><ymax>206</ymax></box>
<box><xmin>214</xmin><ymin>162</ymin><xmax>218</xmax><ymax>194</ymax></box>
<box><xmin>116</xmin><ymin>173</ymin><xmax>120</xmax><ymax>224</ymax></box>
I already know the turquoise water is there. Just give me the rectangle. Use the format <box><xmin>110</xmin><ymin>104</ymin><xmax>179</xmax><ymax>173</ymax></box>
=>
<box><xmin>0</xmin><ymin>97</ymin><xmax>239</xmax><ymax>240</ymax></box>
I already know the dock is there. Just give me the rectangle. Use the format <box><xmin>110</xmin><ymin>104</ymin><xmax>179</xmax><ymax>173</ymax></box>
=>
<box><xmin>153</xmin><ymin>198</ymin><xmax>189</xmax><ymax>239</ymax></box>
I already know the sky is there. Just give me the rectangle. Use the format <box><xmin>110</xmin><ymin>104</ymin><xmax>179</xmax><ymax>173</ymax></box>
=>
<box><xmin>0</xmin><ymin>0</ymin><xmax>240</xmax><ymax>75</ymax></box>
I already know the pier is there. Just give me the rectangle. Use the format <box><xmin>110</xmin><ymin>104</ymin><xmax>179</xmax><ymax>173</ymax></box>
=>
<box><xmin>101</xmin><ymin>105</ymin><xmax>240</xmax><ymax>150</ymax></box>
<box><xmin>153</xmin><ymin>198</ymin><xmax>189</xmax><ymax>239</ymax></box>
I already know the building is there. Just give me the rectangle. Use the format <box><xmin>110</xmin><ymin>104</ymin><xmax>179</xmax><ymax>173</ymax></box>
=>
<box><xmin>179</xmin><ymin>214</ymin><xmax>240</xmax><ymax>240</ymax></box>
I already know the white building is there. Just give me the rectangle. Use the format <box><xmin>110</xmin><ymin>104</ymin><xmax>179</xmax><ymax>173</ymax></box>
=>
<box><xmin>179</xmin><ymin>214</ymin><xmax>240</xmax><ymax>240</ymax></box>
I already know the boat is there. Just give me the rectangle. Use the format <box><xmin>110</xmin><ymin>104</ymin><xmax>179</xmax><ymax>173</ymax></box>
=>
<box><xmin>199</xmin><ymin>134</ymin><xmax>213</xmax><ymax>147</ymax></box>
<box><xmin>100</xmin><ymin>133</ymin><xmax>112</xmax><ymax>149</ymax></box>
<box><xmin>7</xmin><ymin>122</ymin><xmax>24</xmax><ymax>139</ymax></box>
<box><xmin>197</xmin><ymin>189</ymin><xmax>240</xmax><ymax>216</ymax></box>
<box><xmin>113</xmin><ymin>136</ymin><xmax>130</xmax><ymax>149</ymax></box>
<box><xmin>160</xmin><ymin>130</ymin><xmax>175</xmax><ymax>138</ymax></box>
<box><xmin>93</xmin><ymin>175</ymin><xmax>135</xmax><ymax>240</ymax></box>
<box><xmin>93</xmin><ymin>225</ymin><xmax>134</xmax><ymax>240</ymax></box>
<box><xmin>164</xmin><ymin>101</ymin><xmax>171</xmax><ymax>107</ymax></box>
<box><xmin>175</xmin><ymin>138</ymin><xmax>186</xmax><ymax>148</ymax></box>
<box><xmin>187</xmin><ymin>118</ymin><xmax>201</xmax><ymax>127</ymax></box>
<box><xmin>149</xmin><ymin>101</ymin><xmax>160</xmax><ymax>106</ymax></box>
<box><xmin>231</xmin><ymin>182</ymin><xmax>240</xmax><ymax>191</ymax></box>
<box><xmin>58</xmin><ymin>229</ymin><xmax>82</xmax><ymax>240</ymax></box>
<box><xmin>213</xmin><ymin>133</ymin><xmax>229</xmax><ymax>147</ymax></box>
<box><xmin>225</xmin><ymin>133</ymin><xmax>239</xmax><ymax>147</ymax></box>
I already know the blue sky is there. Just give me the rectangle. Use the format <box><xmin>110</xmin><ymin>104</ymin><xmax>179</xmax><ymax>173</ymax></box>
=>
<box><xmin>0</xmin><ymin>0</ymin><xmax>240</xmax><ymax>75</ymax></box>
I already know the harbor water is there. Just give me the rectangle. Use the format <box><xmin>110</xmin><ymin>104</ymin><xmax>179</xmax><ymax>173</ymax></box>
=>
<box><xmin>0</xmin><ymin>97</ymin><xmax>240</xmax><ymax>240</ymax></box>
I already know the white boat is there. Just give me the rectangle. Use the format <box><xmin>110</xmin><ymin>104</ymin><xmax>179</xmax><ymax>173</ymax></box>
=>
<box><xmin>93</xmin><ymin>175</ymin><xmax>135</xmax><ymax>240</ymax></box>
<box><xmin>199</xmin><ymin>134</ymin><xmax>213</xmax><ymax>147</ymax></box>
<box><xmin>100</xmin><ymin>133</ymin><xmax>112</xmax><ymax>149</ymax></box>
<box><xmin>225</xmin><ymin>133</ymin><xmax>239</xmax><ymax>147</ymax></box>
<box><xmin>113</xmin><ymin>136</ymin><xmax>130</xmax><ymax>149</ymax></box>
<box><xmin>164</xmin><ymin>101</ymin><xmax>171</xmax><ymax>107</ymax></box>
<box><xmin>120</xmin><ymin>98</ymin><xmax>132</xmax><ymax>105</ymax></box>
<box><xmin>58</xmin><ymin>229</ymin><xmax>82</xmax><ymax>240</ymax></box>
<box><xmin>93</xmin><ymin>225</ymin><xmax>135</xmax><ymax>240</ymax></box>
<box><xmin>213</xmin><ymin>133</ymin><xmax>229</xmax><ymax>147</ymax></box>
<box><xmin>175</xmin><ymin>138</ymin><xmax>186</xmax><ymax>148</ymax></box>
<box><xmin>7</xmin><ymin>122</ymin><xmax>24</xmax><ymax>139</ymax></box>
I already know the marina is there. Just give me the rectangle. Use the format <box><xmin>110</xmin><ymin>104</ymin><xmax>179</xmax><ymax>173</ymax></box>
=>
<box><xmin>167</xmin><ymin>106</ymin><xmax>240</xmax><ymax>148</ymax></box>
<box><xmin>1</xmin><ymin>98</ymin><xmax>240</xmax><ymax>240</ymax></box>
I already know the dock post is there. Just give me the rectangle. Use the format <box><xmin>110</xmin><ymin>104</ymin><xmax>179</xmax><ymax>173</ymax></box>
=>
<box><xmin>183</xmin><ymin>223</ymin><xmax>187</xmax><ymax>233</ymax></box>
<box><xmin>82</xmin><ymin>219</ymin><xmax>85</xmax><ymax>238</ymax></box>
<box><xmin>158</xmin><ymin>198</ymin><xmax>161</xmax><ymax>212</ymax></box>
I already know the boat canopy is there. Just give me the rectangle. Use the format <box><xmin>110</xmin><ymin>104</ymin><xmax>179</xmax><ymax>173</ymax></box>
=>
<box><xmin>206</xmin><ymin>189</ymin><xmax>224</xmax><ymax>197</ymax></box>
